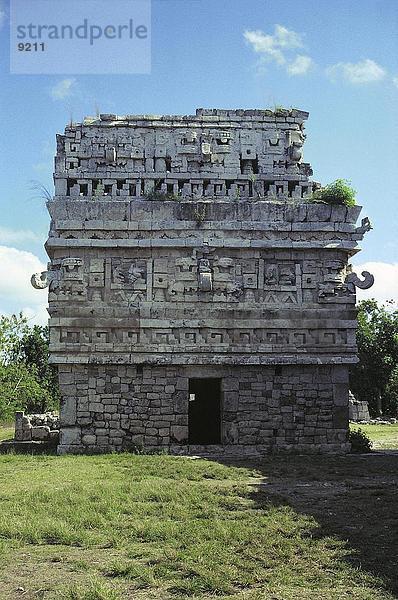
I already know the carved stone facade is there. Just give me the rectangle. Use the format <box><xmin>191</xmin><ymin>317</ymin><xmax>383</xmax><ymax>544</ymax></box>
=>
<box><xmin>36</xmin><ymin>108</ymin><xmax>373</xmax><ymax>454</ymax></box>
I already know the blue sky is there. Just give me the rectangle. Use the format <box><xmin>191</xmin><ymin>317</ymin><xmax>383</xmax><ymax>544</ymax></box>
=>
<box><xmin>0</xmin><ymin>0</ymin><xmax>397</xmax><ymax>322</ymax></box>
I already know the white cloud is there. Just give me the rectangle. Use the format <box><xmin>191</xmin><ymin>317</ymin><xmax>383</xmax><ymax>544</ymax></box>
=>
<box><xmin>286</xmin><ymin>54</ymin><xmax>314</xmax><ymax>76</ymax></box>
<box><xmin>244</xmin><ymin>29</ymin><xmax>286</xmax><ymax>65</ymax></box>
<box><xmin>327</xmin><ymin>59</ymin><xmax>386</xmax><ymax>84</ymax></box>
<box><xmin>352</xmin><ymin>262</ymin><xmax>398</xmax><ymax>304</ymax></box>
<box><xmin>244</xmin><ymin>25</ymin><xmax>314</xmax><ymax>77</ymax></box>
<box><xmin>0</xmin><ymin>227</ymin><xmax>42</xmax><ymax>245</ymax></box>
<box><xmin>392</xmin><ymin>76</ymin><xmax>398</xmax><ymax>88</ymax></box>
<box><xmin>0</xmin><ymin>246</ymin><xmax>48</xmax><ymax>325</ymax></box>
<box><xmin>50</xmin><ymin>78</ymin><xmax>77</xmax><ymax>100</ymax></box>
<box><xmin>244</xmin><ymin>25</ymin><xmax>303</xmax><ymax>56</ymax></box>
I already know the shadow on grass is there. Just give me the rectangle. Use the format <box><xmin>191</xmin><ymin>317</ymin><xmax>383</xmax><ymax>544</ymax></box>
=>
<box><xmin>218</xmin><ymin>453</ymin><xmax>398</xmax><ymax>597</ymax></box>
<box><xmin>0</xmin><ymin>440</ymin><xmax>58</xmax><ymax>455</ymax></box>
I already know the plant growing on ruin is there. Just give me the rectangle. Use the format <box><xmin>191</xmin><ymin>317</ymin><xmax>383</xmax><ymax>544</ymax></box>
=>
<box><xmin>273</xmin><ymin>104</ymin><xmax>289</xmax><ymax>115</ymax></box>
<box><xmin>94</xmin><ymin>182</ymin><xmax>105</xmax><ymax>197</ymax></box>
<box><xmin>30</xmin><ymin>180</ymin><xmax>53</xmax><ymax>203</ymax></box>
<box><xmin>312</xmin><ymin>179</ymin><xmax>357</xmax><ymax>207</ymax></box>
<box><xmin>144</xmin><ymin>189</ymin><xmax>180</xmax><ymax>202</ymax></box>
<box><xmin>248</xmin><ymin>173</ymin><xmax>262</xmax><ymax>199</ymax></box>
<box><xmin>193</xmin><ymin>204</ymin><xmax>207</xmax><ymax>226</ymax></box>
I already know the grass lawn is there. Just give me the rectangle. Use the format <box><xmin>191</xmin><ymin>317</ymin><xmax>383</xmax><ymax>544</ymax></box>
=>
<box><xmin>0</xmin><ymin>448</ymin><xmax>397</xmax><ymax>600</ymax></box>
<box><xmin>350</xmin><ymin>423</ymin><xmax>398</xmax><ymax>450</ymax></box>
<box><xmin>0</xmin><ymin>424</ymin><xmax>14</xmax><ymax>442</ymax></box>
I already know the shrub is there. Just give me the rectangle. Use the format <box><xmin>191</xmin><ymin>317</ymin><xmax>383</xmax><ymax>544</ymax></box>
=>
<box><xmin>312</xmin><ymin>179</ymin><xmax>356</xmax><ymax>206</ymax></box>
<box><xmin>349</xmin><ymin>428</ymin><xmax>373</xmax><ymax>453</ymax></box>
<box><xmin>144</xmin><ymin>189</ymin><xmax>180</xmax><ymax>202</ymax></box>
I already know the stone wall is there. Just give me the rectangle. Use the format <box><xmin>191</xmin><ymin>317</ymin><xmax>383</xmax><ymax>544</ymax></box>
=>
<box><xmin>53</xmin><ymin>108</ymin><xmax>315</xmax><ymax>202</ymax></box>
<box><xmin>15</xmin><ymin>411</ymin><xmax>59</xmax><ymax>443</ymax></box>
<box><xmin>349</xmin><ymin>392</ymin><xmax>371</xmax><ymax>422</ymax></box>
<box><xmin>32</xmin><ymin>108</ymin><xmax>374</xmax><ymax>455</ymax></box>
<box><xmin>57</xmin><ymin>364</ymin><xmax>350</xmax><ymax>455</ymax></box>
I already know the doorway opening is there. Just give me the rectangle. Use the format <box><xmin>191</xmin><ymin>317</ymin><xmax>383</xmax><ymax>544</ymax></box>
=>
<box><xmin>188</xmin><ymin>378</ymin><xmax>221</xmax><ymax>444</ymax></box>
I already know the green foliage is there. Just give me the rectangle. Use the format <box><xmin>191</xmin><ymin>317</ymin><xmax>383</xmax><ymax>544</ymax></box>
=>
<box><xmin>350</xmin><ymin>300</ymin><xmax>398</xmax><ymax>416</ymax></box>
<box><xmin>0</xmin><ymin>363</ymin><xmax>50</xmax><ymax>421</ymax></box>
<box><xmin>0</xmin><ymin>313</ymin><xmax>28</xmax><ymax>365</ymax></box>
<box><xmin>0</xmin><ymin>314</ymin><xmax>59</xmax><ymax>421</ymax></box>
<box><xmin>349</xmin><ymin>428</ymin><xmax>373</xmax><ymax>453</ymax></box>
<box><xmin>384</xmin><ymin>365</ymin><xmax>398</xmax><ymax>415</ymax></box>
<box><xmin>144</xmin><ymin>189</ymin><xmax>180</xmax><ymax>201</ymax></box>
<box><xmin>193</xmin><ymin>204</ymin><xmax>207</xmax><ymax>226</ymax></box>
<box><xmin>93</xmin><ymin>182</ymin><xmax>105</xmax><ymax>197</ymax></box>
<box><xmin>312</xmin><ymin>178</ymin><xmax>357</xmax><ymax>206</ymax></box>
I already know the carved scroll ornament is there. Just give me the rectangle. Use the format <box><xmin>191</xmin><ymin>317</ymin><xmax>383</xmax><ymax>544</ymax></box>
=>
<box><xmin>345</xmin><ymin>271</ymin><xmax>375</xmax><ymax>293</ymax></box>
<box><xmin>31</xmin><ymin>271</ymin><xmax>48</xmax><ymax>289</ymax></box>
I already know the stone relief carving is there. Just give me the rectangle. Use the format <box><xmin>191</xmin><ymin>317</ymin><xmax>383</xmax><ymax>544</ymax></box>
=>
<box><xmin>46</xmin><ymin>258</ymin><xmax>86</xmax><ymax>301</ymax></box>
<box><xmin>111</xmin><ymin>260</ymin><xmax>147</xmax><ymax>289</ymax></box>
<box><xmin>198</xmin><ymin>259</ymin><xmax>213</xmax><ymax>292</ymax></box>
<box><xmin>53</xmin><ymin>326</ymin><xmax>350</xmax><ymax>350</ymax></box>
<box><xmin>318</xmin><ymin>260</ymin><xmax>347</xmax><ymax>299</ymax></box>
<box><xmin>287</xmin><ymin>130</ymin><xmax>305</xmax><ymax>162</ymax></box>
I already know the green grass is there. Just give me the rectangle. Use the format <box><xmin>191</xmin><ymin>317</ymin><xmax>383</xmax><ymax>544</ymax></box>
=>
<box><xmin>350</xmin><ymin>423</ymin><xmax>398</xmax><ymax>449</ymax></box>
<box><xmin>0</xmin><ymin>451</ymin><xmax>397</xmax><ymax>599</ymax></box>
<box><xmin>0</xmin><ymin>424</ymin><xmax>13</xmax><ymax>442</ymax></box>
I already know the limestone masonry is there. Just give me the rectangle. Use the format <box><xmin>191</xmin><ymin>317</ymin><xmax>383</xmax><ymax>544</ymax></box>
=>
<box><xmin>32</xmin><ymin>108</ymin><xmax>374</xmax><ymax>455</ymax></box>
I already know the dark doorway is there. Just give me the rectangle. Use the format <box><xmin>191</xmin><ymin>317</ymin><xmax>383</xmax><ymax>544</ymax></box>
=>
<box><xmin>188</xmin><ymin>378</ymin><xmax>221</xmax><ymax>444</ymax></box>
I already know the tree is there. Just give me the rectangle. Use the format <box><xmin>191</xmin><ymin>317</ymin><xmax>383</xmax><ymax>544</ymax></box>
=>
<box><xmin>350</xmin><ymin>300</ymin><xmax>398</xmax><ymax>416</ymax></box>
<box><xmin>0</xmin><ymin>313</ymin><xmax>28</xmax><ymax>365</ymax></box>
<box><xmin>0</xmin><ymin>314</ymin><xmax>59</xmax><ymax>422</ymax></box>
<box><xmin>13</xmin><ymin>324</ymin><xmax>59</xmax><ymax>411</ymax></box>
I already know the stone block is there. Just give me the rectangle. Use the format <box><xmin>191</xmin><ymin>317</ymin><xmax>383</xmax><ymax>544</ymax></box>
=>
<box><xmin>170</xmin><ymin>425</ymin><xmax>188</xmax><ymax>443</ymax></box>
<box><xmin>15</xmin><ymin>426</ymin><xmax>32</xmax><ymax>441</ymax></box>
<box><xmin>60</xmin><ymin>427</ymin><xmax>81</xmax><ymax>446</ymax></box>
<box><xmin>332</xmin><ymin>365</ymin><xmax>349</xmax><ymax>384</ymax></box>
<box><xmin>333</xmin><ymin>383</ymin><xmax>349</xmax><ymax>406</ymax></box>
<box><xmin>60</xmin><ymin>397</ymin><xmax>77</xmax><ymax>426</ymax></box>
<box><xmin>32</xmin><ymin>426</ymin><xmax>51</xmax><ymax>441</ymax></box>
<box><xmin>332</xmin><ymin>406</ymin><xmax>349</xmax><ymax>429</ymax></box>
<box><xmin>82</xmin><ymin>434</ymin><xmax>96</xmax><ymax>445</ymax></box>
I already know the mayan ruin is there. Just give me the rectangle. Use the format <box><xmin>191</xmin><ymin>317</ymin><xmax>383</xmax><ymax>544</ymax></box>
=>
<box><xmin>32</xmin><ymin>108</ymin><xmax>374</xmax><ymax>455</ymax></box>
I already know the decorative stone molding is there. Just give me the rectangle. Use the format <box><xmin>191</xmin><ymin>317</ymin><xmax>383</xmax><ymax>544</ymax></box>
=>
<box><xmin>355</xmin><ymin>217</ymin><xmax>372</xmax><ymax>235</ymax></box>
<box><xmin>345</xmin><ymin>270</ymin><xmax>375</xmax><ymax>293</ymax></box>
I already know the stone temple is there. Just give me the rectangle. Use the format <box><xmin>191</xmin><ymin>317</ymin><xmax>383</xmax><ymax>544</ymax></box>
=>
<box><xmin>32</xmin><ymin>108</ymin><xmax>374</xmax><ymax>455</ymax></box>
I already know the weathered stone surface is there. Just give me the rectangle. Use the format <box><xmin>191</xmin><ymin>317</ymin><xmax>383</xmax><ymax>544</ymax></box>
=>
<box><xmin>59</xmin><ymin>427</ymin><xmax>81</xmax><ymax>446</ymax></box>
<box><xmin>32</xmin><ymin>426</ymin><xmax>51</xmax><ymax>441</ymax></box>
<box><xmin>37</xmin><ymin>108</ymin><xmax>373</xmax><ymax>455</ymax></box>
<box><xmin>60</xmin><ymin>397</ymin><xmax>77</xmax><ymax>426</ymax></box>
<box><xmin>171</xmin><ymin>425</ymin><xmax>188</xmax><ymax>443</ymax></box>
<box><xmin>14</xmin><ymin>411</ymin><xmax>59</xmax><ymax>443</ymax></box>
<box><xmin>349</xmin><ymin>391</ymin><xmax>370</xmax><ymax>422</ymax></box>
